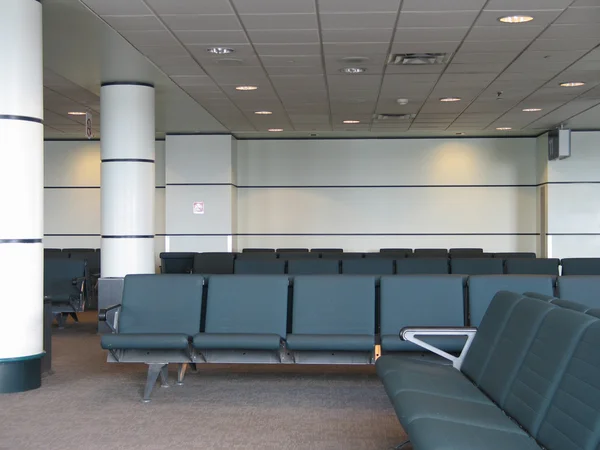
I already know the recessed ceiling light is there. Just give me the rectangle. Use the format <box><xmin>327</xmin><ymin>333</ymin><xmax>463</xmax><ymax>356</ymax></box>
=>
<box><xmin>440</xmin><ymin>97</ymin><xmax>461</xmax><ymax>102</ymax></box>
<box><xmin>559</xmin><ymin>81</ymin><xmax>585</xmax><ymax>87</ymax></box>
<box><xmin>207</xmin><ymin>47</ymin><xmax>234</xmax><ymax>54</ymax></box>
<box><xmin>522</xmin><ymin>108</ymin><xmax>542</xmax><ymax>112</ymax></box>
<box><xmin>68</xmin><ymin>111</ymin><xmax>86</xmax><ymax>116</ymax></box>
<box><xmin>254</xmin><ymin>111</ymin><xmax>272</xmax><ymax>115</ymax></box>
<box><xmin>496</xmin><ymin>127</ymin><xmax>512</xmax><ymax>131</ymax></box>
<box><xmin>340</xmin><ymin>67</ymin><xmax>366</xmax><ymax>74</ymax></box>
<box><xmin>268</xmin><ymin>128</ymin><xmax>283</xmax><ymax>132</ymax></box>
<box><xmin>498</xmin><ymin>15</ymin><xmax>534</xmax><ymax>24</ymax></box>
<box><xmin>343</xmin><ymin>120</ymin><xmax>360</xmax><ymax>124</ymax></box>
<box><xmin>235</xmin><ymin>85</ymin><xmax>258</xmax><ymax>91</ymax></box>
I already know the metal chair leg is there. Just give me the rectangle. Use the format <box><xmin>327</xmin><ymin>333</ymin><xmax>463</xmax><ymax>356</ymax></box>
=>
<box><xmin>177</xmin><ymin>363</ymin><xmax>188</xmax><ymax>385</ymax></box>
<box><xmin>159</xmin><ymin>364</ymin><xmax>170</xmax><ymax>388</ymax></box>
<box><xmin>391</xmin><ymin>440</ymin><xmax>411</xmax><ymax>450</ymax></box>
<box><xmin>143</xmin><ymin>364</ymin><xmax>166</xmax><ymax>403</ymax></box>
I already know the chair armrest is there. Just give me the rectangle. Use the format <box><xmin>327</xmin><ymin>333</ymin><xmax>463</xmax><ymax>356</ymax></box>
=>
<box><xmin>99</xmin><ymin>304</ymin><xmax>122</xmax><ymax>332</ymax></box>
<box><xmin>400</xmin><ymin>326</ymin><xmax>478</xmax><ymax>370</ymax></box>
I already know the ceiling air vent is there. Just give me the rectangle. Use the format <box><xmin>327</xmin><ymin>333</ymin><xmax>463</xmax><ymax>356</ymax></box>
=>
<box><xmin>388</xmin><ymin>52</ymin><xmax>451</xmax><ymax>65</ymax></box>
<box><xmin>374</xmin><ymin>113</ymin><xmax>415</xmax><ymax>121</ymax></box>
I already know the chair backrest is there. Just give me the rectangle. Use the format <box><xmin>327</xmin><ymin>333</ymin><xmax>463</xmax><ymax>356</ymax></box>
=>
<box><xmin>537</xmin><ymin>320</ymin><xmax>600</xmax><ymax>450</ymax></box>
<box><xmin>412</xmin><ymin>248</ymin><xmax>448</xmax><ymax>258</ymax></box>
<box><xmin>450</xmin><ymin>258</ymin><xmax>503</xmax><ymax>275</ymax></box>
<box><xmin>311</xmin><ymin>248</ymin><xmax>343</xmax><ymax>253</ymax></box>
<box><xmin>159</xmin><ymin>252</ymin><xmax>196</xmax><ymax>273</ymax></box>
<box><xmin>557</xmin><ymin>276</ymin><xmax>600</xmax><ymax>309</ymax></box>
<box><xmin>449</xmin><ymin>248</ymin><xmax>484</xmax><ymax>258</ymax></box>
<box><xmin>291</xmin><ymin>276</ymin><xmax>375</xmax><ymax>335</ymax></box>
<box><xmin>278</xmin><ymin>252</ymin><xmax>320</xmax><ymax>260</ymax></box>
<box><xmin>550</xmin><ymin>298</ymin><xmax>592</xmax><ymax>313</ymax></box>
<box><xmin>468</xmin><ymin>275</ymin><xmax>555</xmax><ymax>326</ymax></box>
<box><xmin>242</xmin><ymin>248</ymin><xmax>275</xmax><ymax>253</ymax></box>
<box><xmin>44</xmin><ymin>248</ymin><xmax>69</xmax><ymax>259</ymax></box>
<box><xmin>44</xmin><ymin>258</ymin><xmax>87</xmax><ymax>297</ymax></box>
<box><xmin>395</xmin><ymin>258</ymin><xmax>449</xmax><ymax>274</ymax></box>
<box><xmin>560</xmin><ymin>258</ymin><xmax>600</xmax><ymax>276</ymax></box>
<box><xmin>494</xmin><ymin>252</ymin><xmax>536</xmax><ymax>259</ymax></box>
<box><xmin>379</xmin><ymin>275</ymin><xmax>466</xmax><ymax>351</ymax></box>
<box><xmin>192</xmin><ymin>253</ymin><xmax>235</xmax><ymax>274</ymax></box>
<box><xmin>342</xmin><ymin>258</ymin><xmax>394</xmax><ymax>275</ymax></box>
<box><xmin>380</xmin><ymin>248</ymin><xmax>412</xmax><ymax>256</ymax></box>
<box><xmin>321</xmin><ymin>252</ymin><xmax>363</xmax><ymax>260</ymax></box>
<box><xmin>505</xmin><ymin>258</ymin><xmax>560</xmax><ymax>276</ymax></box>
<box><xmin>234</xmin><ymin>259</ymin><xmax>285</xmax><ymax>275</ymax></box>
<box><xmin>287</xmin><ymin>259</ymin><xmax>339</xmax><ymax>275</ymax></box>
<box><xmin>277</xmin><ymin>248</ymin><xmax>309</xmax><ymax>253</ymax></box>
<box><xmin>204</xmin><ymin>275</ymin><xmax>289</xmax><ymax>337</ymax></box>
<box><xmin>235</xmin><ymin>252</ymin><xmax>278</xmax><ymax>260</ymax></box>
<box><xmin>119</xmin><ymin>274</ymin><xmax>204</xmax><ymax>335</ymax></box>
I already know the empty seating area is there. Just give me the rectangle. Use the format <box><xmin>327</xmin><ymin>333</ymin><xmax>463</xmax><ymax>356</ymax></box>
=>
<box><xmin>376</xmin><ymin>291</ymin><xmax>600</xmax><ymax>450</ymax></box>
<box><xmin>161</xmin><ymin>250</ymin><xmax>600</xmax><ymax>276</ymax></box>
<box><xmin>99</xmin><ymin>271</ymin><xmax>600</xmax><ymax>403</ymax></box>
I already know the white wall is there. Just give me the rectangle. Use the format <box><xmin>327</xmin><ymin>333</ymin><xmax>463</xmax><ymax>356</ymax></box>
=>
<box><xmin>546</xmin><ymin>131</ymin><xmax>600</xmax><ymax>258</ymax></box>
<box><xmin>236</xmin><ymin>138</ymin><xmax>539</xmax><ymax>252</ymax></box>
<box><xmin>43</xmin><ymin>140</ymin><xmax>165</xmax><ymax>268</ymax></box>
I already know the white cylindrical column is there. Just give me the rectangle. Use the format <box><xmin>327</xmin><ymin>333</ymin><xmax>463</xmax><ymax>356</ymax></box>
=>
<box><xmin>101</xmin><ymin>83</ymin><xmax>155</xmax><ymax>277</ymax></box>
<box><xmin>0</xmin><ymin>0</ymin><xmax>44</xmax><ymax>393</ymax></box>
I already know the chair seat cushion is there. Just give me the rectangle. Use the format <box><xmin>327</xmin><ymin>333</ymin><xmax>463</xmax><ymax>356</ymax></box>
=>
<box><xmin>393</xmin><ymin>391</ymin><xmax>522</xmax><ymax>433</ymax></box>
<box><xmin>193</xmin><ymin>333</ymin><xmax>282</xmax><ymax>350</ymax></box>
<box><xmin>381</xmin><ymin>334</ymin><xmax>466</xmax><ymax>352</ymax></box>
<box><xmin>286</xmin><ymin>334</ymin><xmax>375</xmax><ymax>351</ymax></box>
<box><xmin>406</xmin><ymin>418</ymin><xmax>541</xmax><ymax>450</ymax></box>
<box><xmin>101</xmin><ymin>333</ymin><xmax>190</xmax><ymax>350</ymax></box>
<box><xmin>376</xmin><ymin>356</ymin><xmax>488</xmax><ymax>402</ymax></box>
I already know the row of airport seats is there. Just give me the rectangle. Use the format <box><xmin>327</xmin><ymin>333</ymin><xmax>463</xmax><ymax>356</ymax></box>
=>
<box><xmin>376</xmin><ymin>291</ymin><xmax>600</xmax><ymax>450</ymax></box>
<box><xmin>99</xmin><ymin>273</ymin><xmax>600</xmax><ymax>401</ymax></box>
<box><xmin>44</xmin><ymin>258</ymin><xmax>88</xmax><ymax>327</ymax></box>
<box><xmin>162</xmin><ymin>251</ymin><xmax>600</xmax><ymax>276</ymax></box>
<box><xmin>160</xmin><ymin>249</ymin><xmax>537</xmax><ymax>273</ymax></box>
<box><xmin>44</xmin><ymin>248</ymin><xmax>101</xmax><ymax>315</ymax></box>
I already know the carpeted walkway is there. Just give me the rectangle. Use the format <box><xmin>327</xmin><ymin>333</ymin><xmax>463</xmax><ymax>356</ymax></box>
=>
<box><xmin>0</xmin><ymin>312</ymin><xmax>407</xmax><ymax>450</ymax></box>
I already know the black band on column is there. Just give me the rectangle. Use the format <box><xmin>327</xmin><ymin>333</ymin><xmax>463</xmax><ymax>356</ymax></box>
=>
<box><xmin>102</xmin><ymin>235</ymin><xmax>155</xmax><ymax>239</ymax></box>
<box><xmin>0</xmin><ymin>239</ymin><xmax>42</xmax><ymax>244</ymax></box>
<box><xmin>101</xmin><ymin>159</ymin><xmax>155</xmax><ymax>163</ymax></box>
<box><xmin>101</xmin><ymin>82</ymin><xmax>154</xmax><ymax>88</ymax></box>
<box><xmin>0</xmin><ymin>115</ymin><xmax>43</xmax><ymax>124</ymax></box>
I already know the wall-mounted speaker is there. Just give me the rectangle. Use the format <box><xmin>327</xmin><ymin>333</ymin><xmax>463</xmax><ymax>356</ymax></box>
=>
<box><xmin>548</xmin><ymin>129</ymin><xmax>571</xmax><ymax>161</ymax></box>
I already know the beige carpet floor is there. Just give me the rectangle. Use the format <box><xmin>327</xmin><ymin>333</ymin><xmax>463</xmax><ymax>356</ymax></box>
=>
<box><xmin>0</xmin><ymin>312</ymin><xmax>407</xmax><ymax>450</ymax></box>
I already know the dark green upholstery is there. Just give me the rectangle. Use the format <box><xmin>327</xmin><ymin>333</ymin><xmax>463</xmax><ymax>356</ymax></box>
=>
<box><xmin>468</xmin><ymin>275</ymin><xmax>554</xmax><ymax>326</ymax></box>
<box><xmin>406</xmin><ymin>419</ymin><xmax>541</xmax><ymax>450</ymax></box>
<box><xmin>100</xmin><ymin>274</ymin><xmax>204</xmax><ymax>350</ymax></box>
<box><xmin>558</xmin><ymin>276</ymin><xmax>600</xmax><ymax>309</ymax></box>
<box><xmin>277</xmin><ymin>248</ymin><xmax>308</xmax><ymax>252</ymax></box>
<box><xmin>287</xmin><ymin>276</ymin><xmax>375</xmax><ymax>351</ymax></box>
<box><xmin>341</xmin><ymin>258</ymin><xmax>394</xmax><ymax>275</ymax></box>
<box><xmin>44</xmin><ymin>258</ymin><xmax>86</xmax><ymax>303</ymax></box>
<box><xmin>380</xmin><ymin>275</ymin><xmax>466</xmax><ymax>352</ymax></box>
<box><xmin>550</xmin><ymin>298</ymin><xmax>591</xmax><ymax>312</ymax></box>
<box><xmin>380</xmin><ymin>248</ymin><xmax>412</xmax><ymax>257</ymax></box>
<box><xmin>311</xmin><ymin>248</ymin><xmax>343</xmax><ymax>253</ymax></box>
<box><xmin>281</xmin><ymin>252</ymin><xmax>321</xmax><ymax>261</ymax></box>
<box><xmin>395</xmin><ymin>258</ymin><xmax>449</xmax><ymax>274</ymax></box>
<box><xmin>159</xmin><ymin>252</ymin><xmax>196</xmax><ymax>273</ymax></box>
<box><xmin>505</xmin><ymin>258</ymin><xmax>560</xmax><ymax>276</ymax></box>
<box><xmin>287</xmin><ymin>259</ymin><xmax>339</xmax><ymax>274</ymax></box>
<box><xmin>501</xmin><ymin>308</ymin><xmax>595</xmax><ymax>435</ymax></box>
<box><xmin>101</xmin><ymin>334</ymin><xmax>190</xmax><ymax>350</ymax></box>
<box><xmin>494</xmin><ymin>252</ymin><xmax>536</xmax><ymax>259</ymax></box>
<box><xmin>451</xmin><ymin>258</ymin><xmax>503</xmax><ymax>275</ymax></box>
<box><xmin>560</xmin><ymin>258</ymin><xmax>600</xmax><ymax>276</ymax></box>
<box><xmin>235</xmin><ymin>252</ymin><xmax>277</xmax><ymax>260</ymax></box>
<box><xmin>537</xmin><ymin>321</ymin><xmax>600</xmax><ymax>450</ymax></box>
<box><xmin>192</xmin><ymin>252</ymin><xmax>235</xmax><ymax>274</ymax></box>
<box><xmin>413</xmin><ymin>248</ymin><xmax>448</xmax><ymax>258</ymax></box>
<box><xmin>242</xmin><ymin>248</ymin><xmax>274</xmax><ymax>252</ymax></box>
<box><xmin>193</xmin><ymin>333</ymin><xmax>282</xmax><ymax>350</ymax></box>
<box><xmin>193</xmin><ymin>275</ymin><xmax>289</xmax><ymax>350</ymax></box>
<box><xmin>449</xmin><ymin>248</ymin><xmax>484</xmax><ymax>258</ymax></box>
<box><xmin>322</xmin><ymin>252</ymin><xmax>363</xmax><ymax>260</ymax></box>
<box><xmin>234</xmin><ymin>259</ymin><xmax>285</xmax><ymax>274</ymax></box>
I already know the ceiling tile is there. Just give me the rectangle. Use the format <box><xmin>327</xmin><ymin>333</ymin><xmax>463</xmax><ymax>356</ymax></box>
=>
<box><xmin>484</xmin><ymin>0</ymin><xmax>572</xmax><ymax>9</ymax></box>
<box><xmin>556</xmin><ymin>6</ymin><xmax>600</xmax><ymax>24</ymax></box>
<box><xmin>136</xmin><ymin>44</ymin><xmax>189</xmax><ymax>57</ymax></box>
<box><xmin>460</xmin><ymin>40</ymin><xmax>530</xmax><ymax>52</ymax></box>
<box><xmin>452</xmin><ymin>51</ymin><xmax>518</xmax><ymax>64</ymax></box>
<box><xmin>254</xmin><ymin>43</ymin><xmax>322</xmax><ymax>55</ymax></box>
<box><xmin>247</xmin><ymin>29</ymin><xmax>320</xmax><ymax>44</ymax></box>
<box><xmin>390</xmin><ymin>41</ymin><xmax>461</xmax><ymax>53</ymax></box>
<box><xmin>397</xmin><ymin>11</ymin><xmax>479</xmax><ymax>28</ymax></box>
<box><xmin>102</xmin><ymin>15</ymin><xmax>164</xmax><ymax>31</ymax></box>
<box><xmin>322</xmin><ymin>28</ymin><xmax>394</xmax><ymax>43</ymax></box>
<box><xmin>120</xmin><ymin>30</ymin><xmax>177</xmax><ymax>46</ymax></box>
<box><xmin>170</xmin><ymin>75</ymin><xmax>219</xmax><ymax>86</ymax></box>
<box><xmin>319</xmin><ymin>0</ymin><xmax>401</xmax><ymax>13</ymax></box>
<box><xmin>160</xmin><ymin>14</ymin><xmax>242</xmax><ymax>31</ymax></box>
<box><xmin>239</xmin><ymin>14</ymin><xmax>318</xmax><ymax>30</ymax></box>
<box><xmin>319</xmin><ymin>12</ymin><xmax>398</xmax><ymax>29</ymax></box>
<box><xmin>445</xmin><ymin>62</ymin><xmax>507</xmax><ymax>73</ymax></box>
<box><xmin>81</xmin><ymin>0</ymin><xmax>151</xmax><ymax>15</ymax></box>
<box><xmin>261</xmin><ymin>55</ymin><xmax>323</xmax><ymax>66</ymax></box>
<box><xmin>232</xmin><ymin>0</ymin><xmax>315</xmax><ymax>14</ymax></box>
<box><xmin>466</xmin><ymin>25</ymin><xmax>544</xmax><ymax>41</ymax></box>
<box><xmin>394</xmin><ymin>27</ymin><xmax>469</xmax><ymax>42</ymax></box>
<box><xmin>475</xmin><ymin>9</ymin><xmax>563</xmax><ymax>27</ymax></box>
<box><xmin>174</xmin><ymin>30</ymin><xmax>249</xmax><ymax>45</ymax></box>
<box><xmin>323</xmin><ymin>42</ymin><xmax>391</xmax><ymax>54</ymax></box>
<box><xmin>528</xmin><ymin>38</ymin><xmax>600</xmax><ymax>51</ymax></box>
<box><xmin>265</xmin><ymin>65</ymin><xmax>324</xmax><ymax>75</ymax></box>
<box><xmin>540</xmin><ymin>24</ymin><xmax>600</xmax><ymax>39</ymax></box>
<box><xmin>145</xmin><ymin>0</ymin><xmax>234</xmax><ymax>14</ymax></box>
<box><xmin>401</xmin><ymin>0</ymin><xmax>486</xmax><ymax>12</ymax></box>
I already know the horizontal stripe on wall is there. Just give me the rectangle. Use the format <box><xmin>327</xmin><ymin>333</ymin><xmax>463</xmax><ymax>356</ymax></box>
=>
<box><xmin>166</xmin><ymin>183</ymin><xmax>539</xmax><ymax>189</ymax></box>
<box><xmin>101</xmin><ymin>158</ymin><xmax>154</xmax><ymax>163</ymax></box>
<box><xmin>102</xmin><ymin>235</ymin><xmax>155</xmax><ymax>239</ymax></box>
<box><xmin>0</xmin><ymin>114</ymin><xmax>43</xmax><ymax>124</ymax></box>
<box><xmin>0</xmin><ymin>239</ymin><xmax>43</xmax><ymax>244</ymax></box>
<box><xmin>159</xmin><ymin>233</ymin><xmax>540</xmax><ymax>237</ymax></box>
<box><xmin>547</xmin><ymin>233</ymin><xmax>600</xmax><ymax>236</ymax></box>
<box><xmin>44</xmin><ymin>186</ymin><xmax>165</xmax><ymax>189</ymax></box>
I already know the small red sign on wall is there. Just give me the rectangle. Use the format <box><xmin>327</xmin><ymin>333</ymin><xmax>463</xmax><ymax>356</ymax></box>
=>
<box><xmin>193</xmin><ymin>201</ymin><xmax>204</xmax><ymax>215</ymax></box>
